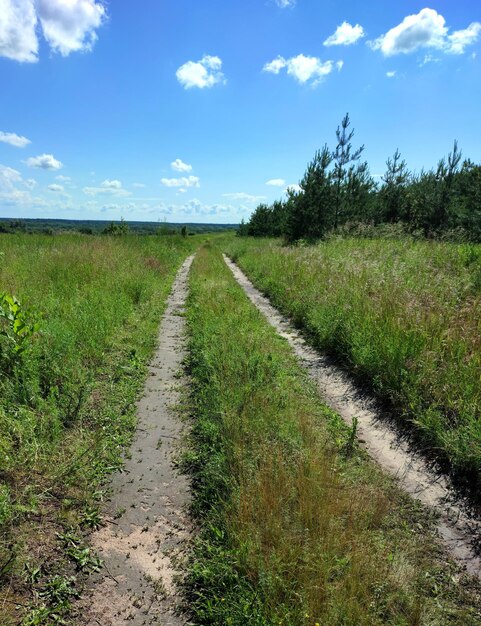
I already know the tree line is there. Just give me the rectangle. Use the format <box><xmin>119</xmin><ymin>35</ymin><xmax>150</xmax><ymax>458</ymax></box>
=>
<box><xmin>239</xmin><ymin>114</ymin><xmax>481</xmax><ymax>242</ymax></box>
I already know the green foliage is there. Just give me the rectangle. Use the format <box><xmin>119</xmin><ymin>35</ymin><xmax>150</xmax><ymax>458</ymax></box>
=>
<box><xmin>242</xmin><ymin>115</ymin><xmax>481</xmax><ymax>242</ymax></box>
<box><xmin>0</xmin><ymin>233</ymin><xmax>196</xmax><ymax>622</ymax></box>
<box><xmin>102</xmin><ymin>217</ymin><xmax>130</xmax><ymax>235</ymax></box>
<box><xmin>185</xmin><ymin>243</ymin><xmax>481</xmax><ymax>625</ymax></box>
<box><xmin>0</xmin><ymin>292</ymin><xmax>38</xmax><ymax>359</ymax></box>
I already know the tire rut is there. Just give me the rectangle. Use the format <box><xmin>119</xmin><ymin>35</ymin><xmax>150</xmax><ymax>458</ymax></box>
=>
<box><xmin>78</xmin><ymin>255</ymin><xmax>194</xmax><ymax>626</ymax></box>
<box><xmin>223</xmin><ymin>253</ymin><xmax>481</xmax><ymax>579</ymax></box>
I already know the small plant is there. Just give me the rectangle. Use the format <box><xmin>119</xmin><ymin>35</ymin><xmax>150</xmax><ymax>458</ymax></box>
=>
<box><xmin>57</xmin><ymin>531</ymin><xmax>102</xmax><ymax>572</ymax></box>
<box><xmin>0</xmin><ymin>292</ymin><xmax>39</xmax><ymax>366</ymax></box>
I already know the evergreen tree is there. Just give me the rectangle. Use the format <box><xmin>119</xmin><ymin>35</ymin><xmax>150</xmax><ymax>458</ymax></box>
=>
<box><xmin>332</xmin><ymin>114</ymin><xmax>364</xmax><ymax>230</ymax></box>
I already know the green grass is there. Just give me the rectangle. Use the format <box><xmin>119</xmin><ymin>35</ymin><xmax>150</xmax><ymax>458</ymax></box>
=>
<box><xmin>224</xmin><ymin>236</ymin><xmax>481</xmax><ymax>491</ymax></box>
<box><xmin>184</xmin><ymin>243</ymin><xmax>481</xmax><ymax>626</ymax></box>
<box><xmin>0</xmin><ymin>233</ymin><xmax>196</xmax><ymax>623</ymax></box>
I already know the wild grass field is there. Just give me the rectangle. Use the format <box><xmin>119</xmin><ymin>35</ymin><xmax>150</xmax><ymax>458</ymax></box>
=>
<box><xmin>0</xmin><ymin>233</ymin><xmax>196</xmax><ymax>624</ymax></box>
<box><xmin>224</xmin><ymin>236</ymin><xmax>481</xmax><ymax>492</ymax></box>
<box><xmin>183</xmin><ymin>243</ymin><xmax>481</xmax><ymax>626</ymax></box>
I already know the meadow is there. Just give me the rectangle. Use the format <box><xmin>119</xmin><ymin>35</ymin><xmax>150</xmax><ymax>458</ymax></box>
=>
<box><xmin>224</xmin><ymin>236</ymin><xmax>481</xmax><ymax>492</ymax></box>
<box><xmin>183</xmin><ymin>242</ymin><xmax>481</xmax><ymax>625</ymax></box>
<box><xmin>0</xmin><ymin>233</ymin><xmax>196</xmax><ymax>623</ymax></box>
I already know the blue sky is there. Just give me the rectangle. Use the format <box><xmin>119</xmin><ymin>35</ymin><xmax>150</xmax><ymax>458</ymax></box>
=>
<box><xmin>0</xmin><ymin>0</ymin><xmax>480</xmax><ymax>224</ymax></box>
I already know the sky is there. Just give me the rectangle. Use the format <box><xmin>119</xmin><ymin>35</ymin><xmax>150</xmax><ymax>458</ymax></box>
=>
<box><xmin>0</xmin><ymin>0</ymin><xmax>480</xmax><ymax>224</ymax></box>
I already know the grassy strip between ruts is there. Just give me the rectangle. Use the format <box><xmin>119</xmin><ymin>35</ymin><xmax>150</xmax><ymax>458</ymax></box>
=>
<box><xmin>184</xmin><ymin>242</ymin><xmax>481</xmax><ymax>626</ymax></box>
<box><xmin>224</xmin><ymin>236</ymin><xmax>481</xmax><ymax>494</ymax></box>
<box><xmin>0</xmin><ymin>233</ymin><xmax>197</xmax><ymax>625</ymax></box>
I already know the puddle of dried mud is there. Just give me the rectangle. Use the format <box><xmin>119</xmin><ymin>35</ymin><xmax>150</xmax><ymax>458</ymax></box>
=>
<box><xmin>223</xmin><ymin>253</ymin><xmax>481</xmax><ymax>579</ymax></box>
<box><xmin>77</xmin><ymin>256</ymin><xmax>194</xmax><ymax>626</ymax></box>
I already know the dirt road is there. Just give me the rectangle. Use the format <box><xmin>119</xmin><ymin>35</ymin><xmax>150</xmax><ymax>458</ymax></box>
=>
<box><xmin>223</xmin><ymin>253</ymin><xmax>481</xmax><ymax>579</ymax></box>
<box><xmin>79</xmin><ymin>256</ymin><xmax>194</xmax><ymax>626</ymax></box>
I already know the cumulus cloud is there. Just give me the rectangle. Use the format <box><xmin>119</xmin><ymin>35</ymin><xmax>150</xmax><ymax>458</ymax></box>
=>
<box><xmin>0</xmin><ymin>163</ymin><xmax>42</xmax><ymax>206</ymax></box>
<box><xmin>222</xmin><ymin>193</ymin><xmax>266</xmax><ymax>203</ymax></box>
<box><xmin>0</xmin><ymin>0</ymin><xmax>106</xmax><ymax>62</ymax></box>
<box><xmin>176</xmin><ymin>55</ymin><xmax>226</xmax><ymax>89</ymax></box>
<box><xmin>370</xmin><ymin>8</ymin><xmax>481</xmax><ymax>57</ymax></box>
<box><xmin>448</xmin><ymin>23</ymin><xmax>481</xmax><ymax>55</ymax></box>
<box><xmin>36</xmin><ymin>0</ymin><xmax>106</xmax><ymax>56</ymax></box>
<box><xmin>0</xmin><ymin>0</ymin><xmax>38</xmax><ymax>62</ymax></box>
<box><xmin>83</xmin><ymin>179</ymin><xmax>131</xmax><ymax>196</ymax></box>
<box><xmin>0</xmin><ymin>165</ymin><xmax>22</xmax><ymax>184</ymax></box>
<box><xmin>263</xmin><ymin>54</ymin><xmax>343</xmax><ymax>85</ymax></box>
<box><xmin>171</xmin><ymin>158</ymin><xmax>192</xmax><ymax>173</ymax></box>
<box><xmin>26</xmin><ymin>153</ymin><xmax>63</xmax><ymax>169</ymax></box>
<box><xmin>266</xmin><ymin>178</ymin><xmax>286</xmax><ymax>187</ymax></box>
<box><xmin>161</xmin><ymin>175</ymin><xmax>200</xmax><ymax>188</ymax></box>
<box><xmin>275</xmin><ymin>0</ymin><xmax>295</xmax><ymax>7</ymax></box>
<box><xmin>56</xmin><ymin>174</ymin><xmax>71</xmax><ymax>182</ymax></box>
<box><xmin>324</xmin><ymin>22</ymin><xmax>365</xmax><ymax>46</ymax></box>
<box><xmin>48</xmin><ymin>183</ymin><xmax>63</xmax><ymax>192</ymax></box>
<box><xmin>101</xmin><ymin>179</ymin><xmax>122</xmax><ymax>189</ymax></box>
<box><xmin>24</xmin><ymin>178</ymin><xmax>37</xmax><ymax>189</ymax></box>
<box><xmin>0</xmin><ymin>131</ymin><xmax>31</xmax><ymax>147</ymax></box>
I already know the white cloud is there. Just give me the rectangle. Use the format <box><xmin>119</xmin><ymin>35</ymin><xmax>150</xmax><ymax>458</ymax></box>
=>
<box><xmin>222</xmin><ymin>193</ymin><xmax>266</xmax><ymax>203</ymax></box>
<box><xmin>83</xmin><ymin>179</ymin><xmax>131</xmax><ymax>197</ymax></box>
<box><xmin>386</xmin><ymin>70</ymin><xmax>397</xmax><ymax>78</ymax></box>
<box><xmin>101</xmin><ymin>179</ymin><xmax>122</xmax><ymax>189</ymax></box>
<box><xmin>0</xmin><ymin>163</ymin><xmax>42</xmax><ymax>206</ymax></box>
<box><xmin>370</xmin><ymin>8</ymin><xmax>481</xmax><ymax>57</ymax></box>
<box><xmin>48</xmin><ymin>183</ymin><xmax>64</xmax><ymax>192</ymax></box>
<box><xmin>0</xmin><ymin>131</ymin><xmax>31</xmax><ymax>147</ymax></box>
<box><xmin>171</xmin><ymin>158</ymin><xmax>192</xmax><ymax>173</ymax></box>
<box><xmin>24</xmin><ymin>178</ymin><xmax>37</xmax><ymax>189</ymax></box>
<box><xmin>36</xmin><ymin>0</ymin><xmax>106</xmax><ymax>56</ymax></box>
<box><xmin>132</xmin><ymin>182</ymin><xmax>146</xmax><ymax>188</ymax></box>
<box><xmin>275</xmin><ymin>0</ymin><xmax>295</xmax><ymax>7</ymax></box>
<box><xmin>0</xmin><ymin>0</ymin><xmax>38</xmax><ymax>62</ymax></box>
<box><xmin>56</xmin><ymin>174</ymin><xmax>71</xmax><ymax>182</ymax></box>
<box><xmin>0</xmin><ymin>165</ymin><xmax>22</xmax><ymax>184</ymax></box>
<box><xmin>263</xmin><ymin>54</ymin><xmax>343</xmax><ymax>85</ymax></box>
<box><xmin>266</xmin><ymin>178</ymin><xmax>286</xmax><ymax>187</ymax></box>
<box><xmin>26</xmin><ymin>153</ymin><xmax>63</xmax><ymax>170</ymax></box>
<box><xmin>161</xmin><ymin>175</ymin><xmax>200</xmax><ymax>188</ymax></box>
<box><xmin>324</xmin><ymin>22</ymin><xmax>365</xmax><ymax>47</ymax></box>
<box><xmin>176</xmin><ymin>55</ymin><xmax>226</xmax><ymax>89</ymax></box>
<box><xmin>0</xmin><ymin>0</ymin><xmax>105</xmax><ymax>63</ymax></box>
<box><xmin>448</xmin><ymin>23</ymin><xmax>481</xmax><ymax>55</ymax></box>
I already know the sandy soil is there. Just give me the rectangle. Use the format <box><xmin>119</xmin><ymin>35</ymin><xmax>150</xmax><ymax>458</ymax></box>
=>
<box><xmin>78</xmin><ymin>256</ymin><xmax>194</xmax><ymax>626</ymax></box>
<box><xmin>224</xmin><ymin>253</ymin><xmax>481</xmax><ymax>578</ymax></box>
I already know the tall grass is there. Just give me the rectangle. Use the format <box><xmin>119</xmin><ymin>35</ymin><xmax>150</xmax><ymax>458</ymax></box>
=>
<box><xmin>225</xmin><ymin>236</ymin><xmax>481</xmax><ymax>491</ymax></box>
<box><xmin>0</xmin><ymin>233</ymin><xmax>196</xmax><ymax>622</ymax></box>
<box><xmin>184</xmin><ymin>243</ymin><xmax>480</xmax><ymax>626</ymax></box>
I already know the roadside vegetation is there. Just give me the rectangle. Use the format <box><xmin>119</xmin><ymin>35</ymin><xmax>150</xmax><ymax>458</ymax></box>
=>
<box><xmin>184</xmin><ymin>243</ymin><xmax>481</xmax><ymax>626</ymax></box>
<box><xmin>0</xmin><ymin>233</ymin><xmax>196</xmax><ymax>624</ymax></box>
<box><xmin>225</xmin><ymin>236</ymin><xmax>481</xmax><ymax>493</ymax></box>
<box><xmin>239</xmin><ymin>114</ymin><xmax>481</xmax><ymax>243</ymax></box>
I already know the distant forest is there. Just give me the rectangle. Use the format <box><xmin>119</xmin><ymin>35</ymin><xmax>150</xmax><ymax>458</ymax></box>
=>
<box><xmin>0</xmin><ymin>218</ymin><xmax>236</xmax><ymax>236</ymax></box>
<box><xmin>240</xmin><ymin>114</ymin><xmax>481</xmax><ymax>242</ymax></box>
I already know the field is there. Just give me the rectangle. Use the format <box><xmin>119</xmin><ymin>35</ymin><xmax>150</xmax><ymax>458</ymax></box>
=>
<box><xmin>224</xmin><ymin>236</ymin><xmax>481</xmax><ymax>492</ymax></box>
<box><xmin>183</xmin><ymin>242</ymin><xmax>480</xmax><ymax>624</ymax></box>
<box><xmin>2</xmin><ymin>232</ymin><xmax>481</xmax><ymax>624</ymax></box>
<box><xmin>0</xmin><ymin>233</ymin><xmax>196</xmax><ymax>623</ymax></box>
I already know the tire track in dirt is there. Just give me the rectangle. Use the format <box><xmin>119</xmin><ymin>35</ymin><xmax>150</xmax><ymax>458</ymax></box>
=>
<box><xmin>223</xmin><ymin>253</ymin><xmax>481</xmax><ymax>579</ymax></box>
<box><xmin>78</xmin><ymin>256</ymin><xmax>194</xmax><ymax>626</ymax></box>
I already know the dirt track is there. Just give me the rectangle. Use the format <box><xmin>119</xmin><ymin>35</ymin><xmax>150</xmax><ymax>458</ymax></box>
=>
<box><xmin>79</xmin><ymin>256</ymin><xmax>194</xmax><ymax>626</ymax></box>
<box><xmin>223</xmin><ymin>253</ymin><xmax>481</xmax><ymax>579</ymax></box>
